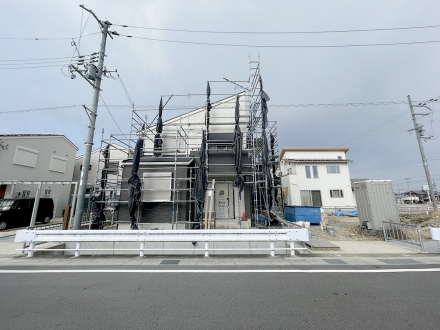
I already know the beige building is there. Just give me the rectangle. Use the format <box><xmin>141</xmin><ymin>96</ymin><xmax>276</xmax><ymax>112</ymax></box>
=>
<box><xmin>0</xmin><ymin>134</ymin><xmax>78</xmax><ymax>217</ymax></box>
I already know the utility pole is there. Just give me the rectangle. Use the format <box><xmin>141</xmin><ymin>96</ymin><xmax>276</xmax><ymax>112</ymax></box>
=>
<box><xmin>71</xmin><ymin>5</ymin><xmax>116</xmax><ymax>229</ymax></box>
<box><xmin>405</xmin><ymin>178</ymin><xmax>411</xmax><ymax>203</ymax></box>
<box><xmin>407</xmin><ymin>95</ymin><xmax>437</xmax><ymax>211</ymax></box>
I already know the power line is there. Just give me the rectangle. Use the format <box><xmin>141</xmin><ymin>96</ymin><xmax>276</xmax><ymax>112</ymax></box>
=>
<box><xmin>0</xmin><ymin>60</ymin><xmax>77</xmax><ymax>66</ymax></box>
<box><xmin>351</xmin><ymin>158</ymin><xmax>440</xmax><ymax>173</ymax></box>
<box><xmin>335</xmin><ymin>111</ymin><xmax>408</xmax><ymax>147</ymax></box>
<box><xmin>349</xmin><ymin>109</ymin><xmax>440</xmax><ymax>149</ymax></box>
<box><xmin>0</xmin><ymin>32</ymin><xmax>100</xmax><ymax>41</ymax></box>
<box><xmin>0</xmin><ymin>56</ymin><xmax>83</xmax><ymax>62</ymax></box>
<box><xmin>2</xmin><ymin>100</ymin><xmax>439</xmax><ymax>115</ymax></box>
<box><xmin>393</xmin><ymin>174</ymin><xmax>437</xmax><ymax>183</ymax></box>
<box><xmin>99</xmin><ymin>96</ymin><xmax>128</xmax><ymax>140</ymax></box>
<box><xmin>116</xmin><ymin>73</ymin><xmax>133</xmax><ymax>105</ymax></box>
<box><xmin>114</xmin><ymin>23</ymin><xmax>440</xmax><ymax>35</ymax></box>
<box><xmin>0</xmin><ymin>64</ymin><xmax>71</xmax><ymax>70</ymax></box>
<box><xmin>118</xmin><ymin>34</ymin><xmax>440</xmax><ymax>48</ymax></box>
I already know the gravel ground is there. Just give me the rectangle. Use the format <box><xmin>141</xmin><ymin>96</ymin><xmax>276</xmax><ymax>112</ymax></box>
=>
<box><xmin>307</xmin><ymin>212</ymin><xmax>440</xmax><ymax>241</ymax></box>
<box><xmin>309</xmin><ymin>216</ymin><xmax>381</xmax><ymax>241</ymax></box>
<box><xmin>399</xmin><ymin>212</ymin><xmax>440</xmax><ymax>239</ymax></box>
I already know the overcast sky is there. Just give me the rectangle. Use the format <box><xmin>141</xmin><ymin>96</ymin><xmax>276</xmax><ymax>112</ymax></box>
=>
<box><xmin>1</xmin><ymin>0</ymin><xmax>440</xmax><ymax>193</ymax></box>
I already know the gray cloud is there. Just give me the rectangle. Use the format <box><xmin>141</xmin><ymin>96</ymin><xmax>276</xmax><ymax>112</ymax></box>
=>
<box><xmin>1</xmin><ymin>0</ymin><xmax>440</xmax><ymax>192</ymax></box>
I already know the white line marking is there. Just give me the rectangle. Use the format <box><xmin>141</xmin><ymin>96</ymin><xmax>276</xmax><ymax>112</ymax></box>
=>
<box><xmin>0</xmin><ymin>268</ymin><xmax>439</xmax><ymax>274</ymax></box>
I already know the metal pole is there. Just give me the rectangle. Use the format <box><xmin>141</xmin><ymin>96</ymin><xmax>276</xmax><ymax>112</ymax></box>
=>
<box><xmin>29</xmin><ymin>182</ymin><xmax>42</xmax><ymax>227</ymax></box>
<box><xmin>405</xmin><ymin>178</ymin><xmax>411</xmax><ymax>203</ymax></box>
<box><xmin>10</xmin><ymin>183</ymin><xmax>16</xmax><ymax>198</ymax></box>
<box><xmin>407</xmin><ymin>95</ymin><xmax>438</xmax><ymax>211</ymax></box>
<box><xmin>69</xmin><ymin>182</ymin><xmax>78</xmax><ymax>229</ymax></box>
<box><xmin>73</xmin><ymin>22</ymin><xmax>110</xmax><ymax>229</ymax></box>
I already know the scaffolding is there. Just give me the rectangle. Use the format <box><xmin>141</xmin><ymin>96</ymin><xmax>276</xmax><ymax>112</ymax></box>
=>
<box><xmin>89</xmin><ymin>58</ymin><xmax>283</xmax><ymax>229</ymax></box>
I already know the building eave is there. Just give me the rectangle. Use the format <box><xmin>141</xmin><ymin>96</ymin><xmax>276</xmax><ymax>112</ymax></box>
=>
<box><xmin>280</xmin><ymin>148</ymin><xmax>349</xmax><ymax>160</ymax></box>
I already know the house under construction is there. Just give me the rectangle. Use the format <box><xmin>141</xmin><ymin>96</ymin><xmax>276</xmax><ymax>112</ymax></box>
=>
<box><xmin>90</xmin><ymin>60</ymin><xmax>283</xmax><ymax>230</ymax></box>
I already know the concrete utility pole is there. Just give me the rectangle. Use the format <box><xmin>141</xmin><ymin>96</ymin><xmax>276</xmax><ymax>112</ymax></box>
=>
<box><xmin>72</xmin><ymin>6</ymin><xmax>115</xmax><ymax>229</ymax></box>
<box><xmin>405</xmin><ymin>178</ymin><xmax>411</xmax><ymax>202</ymax></box>
<box><xmin>407</xmin><ymin>95</ymin><xmax>438</xmax><ymax>211</ymax></box>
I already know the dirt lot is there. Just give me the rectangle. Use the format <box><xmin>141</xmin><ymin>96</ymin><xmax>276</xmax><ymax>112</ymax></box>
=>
<box><xmin>306</xmin><ymin>212</ymin><xmax>440</xmax><ymax>241</ymax></box>
<box><xmin>399</xmin><ymin>212</ymin><xmax>440</xmax><ymax>239</ymax></box>
<box><xmin>308</xmin><ymin>216</ymin><xmax>381</xmax><ymax>241</ymax></box>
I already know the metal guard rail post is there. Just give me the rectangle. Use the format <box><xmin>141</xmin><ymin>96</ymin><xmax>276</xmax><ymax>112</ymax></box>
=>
<box><xmin>14</xmin><ymin>229</ymin><xmax>310</xmax><ymax>257</ymax></box>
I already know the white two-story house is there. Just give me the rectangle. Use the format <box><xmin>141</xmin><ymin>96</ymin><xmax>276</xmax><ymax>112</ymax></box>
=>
<box><xmin>279</xmin><ymin>148</ymin><xmax>355</xmax><ymax>212</ymax></box>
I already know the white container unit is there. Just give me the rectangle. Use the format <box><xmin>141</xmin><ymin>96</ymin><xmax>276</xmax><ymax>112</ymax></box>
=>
<box><xmin>353</xmin><ymin>180</ymin><xmax>400</xmax><ymax>230</ymax></box>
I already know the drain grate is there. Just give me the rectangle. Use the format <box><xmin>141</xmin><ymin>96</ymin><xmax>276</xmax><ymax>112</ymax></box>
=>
<box><xmin>160</xmin><ymin>260</ymin><xmax>180</xmax><ymax>265</ymax></box>
<box><xmin>323</xmin><ymin>259</ymin><xmax>347</xmax><ymax>265</ymax></box>
<box><xmin>378</xmin><ymin>259</ymin><xmax>422</xmax><ymax>265</ymax></box>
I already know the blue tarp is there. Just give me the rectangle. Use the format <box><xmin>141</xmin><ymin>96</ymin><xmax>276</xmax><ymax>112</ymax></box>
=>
<box><xmin>333</xmin><ymin>210</ymin><xmax>358</xmax><ymax>217</ymax></box>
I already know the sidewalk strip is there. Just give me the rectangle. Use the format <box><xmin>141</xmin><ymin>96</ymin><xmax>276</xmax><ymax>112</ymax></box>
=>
<box><xmin>1</xmin><ymin>268</ymin><xmax>440</xmax><ymax>274</ymax></box>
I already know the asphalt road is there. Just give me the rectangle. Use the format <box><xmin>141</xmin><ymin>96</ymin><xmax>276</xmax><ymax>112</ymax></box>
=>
<box><xmin>1</xmin><ymin>267</ymin><xmax>439</xmax><ymax>329</ymax></box>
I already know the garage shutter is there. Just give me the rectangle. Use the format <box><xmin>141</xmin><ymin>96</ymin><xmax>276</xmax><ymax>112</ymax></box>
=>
<box><xmin>49</xmin><ymin>155</ymin><xmax>68</xmax><ymax>173</ymax></box>
<box><xmin>142</xmin><ymin>172</ymin><xmax>172</xmax><ymax>202</ymax></box>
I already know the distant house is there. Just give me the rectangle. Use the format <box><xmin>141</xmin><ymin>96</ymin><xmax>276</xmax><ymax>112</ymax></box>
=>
<box><xmin>279</xmin><ymin>148</ymin><xmax>355</xmax><ymax>211</ymax></box>
<box><xmin>0</xmin><ymin>134</ymin><xmax>78</xmax><ymax>217</ymax></box>
<box><xmin>402</xmin><ymin>190</ymin><xmax>437</xmax><ymax>203</ymax></box>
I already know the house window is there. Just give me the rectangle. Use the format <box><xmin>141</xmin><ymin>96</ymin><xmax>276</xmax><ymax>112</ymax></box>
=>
<box><xmin>287</xmin><ymin>168</ymin><xmax>292</xmax><ymax>175</ymax></box>
<box><xmin>327</xmin><ymin>165</ymin><xmax>340</xmax><ymax>174</ymax></box>
<box><xmin>312</xmin><ymin>166</ymin><xmax>319</xmax><ymax>178</ymax></box>
<box><xmin>330</xmin><ymin>190</ymin><xmax>344</xmax><ymax>198</ymax></box>
<box><xmin>306</xmin><ymin>165</ymin><xmax>318</xmax><ymax>178</ymax></box>
<box><xmin>22</xmin><ymin>190</ymin><xmax>31</xmax><ymax>198</ymax></box>
<box><xmin>305</xmin><ymin>166</ymin><xmax>311</xmax><ymax>178</ymax></box>
<box><xmin>80</xmin><ymin>164</ymin><xmax>92</xmax><ymax>171</ymax></box>
<box><xmin>300</xmin><ymin>190</ymin><xmax>322</xmax><ymax>207</ymax></box>
<box><xmin>44</xmin><ymin>189</ymin><xmax>51</xmax><ymax>196</ymax></box>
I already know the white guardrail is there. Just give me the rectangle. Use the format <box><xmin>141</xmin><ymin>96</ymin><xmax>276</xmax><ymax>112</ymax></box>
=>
<box><xmin>14</xmin><ymin>229</ymin><xmax>310</xmax><ymax>258</ymax></box>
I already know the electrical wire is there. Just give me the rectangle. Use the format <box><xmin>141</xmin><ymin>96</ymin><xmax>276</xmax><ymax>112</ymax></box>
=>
<box><xmin>394</xmin><ymin>174</ymin><xmax>440</xmax><ymax>182</ymax></box>
<box><xmin>351</xmin><ymin>158</ymin><xmax>440</xmax><ymax>173</ymax></box>
<box><xmin>99</xmin><ymin>96</ymin><xmax>129</xmax><ymax>140</ymax></box>
<box><xmin>0</xmin><ymin>32</ymin><xmax>101</xmax><ymax>40</ymax></box>
<box><xmin>349</xmin><ymin>109</ymin><xmax>440</xmax><ymax>149</ymax></box>
<box><xmin>0</xmin><ymin>56</ymin><xmax>84</xmax><ymax>62</ymax></box>
<box><xmin>114</xmin><ymin>23</ymin><xmax>440</xmax><ymax>35</ymax></box>
<box><xmin>118</xmin><ymin>34</ymin><xmax>440</xmax><ymax>48</ymax></box>
<box><xmin>71</xmin><ymin>11</ymin><xmax>91</xmax><ymax>64</ymax></box>
<box><xmin>116</xmin><ymin>73</ymin><xmax>133</xmax><ymax>105</ymax></box>
<box><xmin>335</xmin><ymin>110</ymin><xmax>408</xmax><ymax>147</ymax></box>
<box><xmin>0</xmin><ymin>60</ymin><xmax>77</xmax><ymax>66</ymax></box>
<box><xmin>0</xmin><ymin>64</ymin><xmax>72</xmax><ymax>70</ymax></box>
<box><xmin>1</xmin><ymin>100</ymin><xmax>438</xmax><ymax>115</ymax></box>
<box><xmin>2</xmin><ymin>97</ymin><xmax>439</xmax><ymax>114</ymax></box>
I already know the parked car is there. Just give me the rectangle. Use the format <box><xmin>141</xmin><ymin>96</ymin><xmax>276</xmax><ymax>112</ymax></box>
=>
<box><xmin>0</xmin><ymin>198</ymin><xmax>54</xmax><ymax>230</ymax></box>
<box><xmin>403</xmin><ymin>196</ymin><xmax>420</xmax><ymax>204</ymax></box>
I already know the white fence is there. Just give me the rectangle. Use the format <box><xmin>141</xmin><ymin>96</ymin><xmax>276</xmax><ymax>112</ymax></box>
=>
<box><xmin>14</xmin><ymin>229</ymin><xmax>310</xmax><ymax>257</ymax></box>
<box><xmin>397</xmin><ymin>204</ymin><xmax>432</xmax><ymax>215</ymax></box>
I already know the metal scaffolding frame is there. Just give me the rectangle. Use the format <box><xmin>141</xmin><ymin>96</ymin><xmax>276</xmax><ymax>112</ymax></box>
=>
<box><xmin>89</xmin><ymin>58</ymin><xmax>283</xmax><ymax>229</ymax></box>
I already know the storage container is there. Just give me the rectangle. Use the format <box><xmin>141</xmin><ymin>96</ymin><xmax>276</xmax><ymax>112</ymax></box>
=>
<box><xmin>284</xmin><ymin>205</ymin><xmax>321</xmax><ymax>224</ymax></box>
<box><xmin>353</xmin><ymin>180</ymin><xmax>399</xmax><ymax>231</ymax></box>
